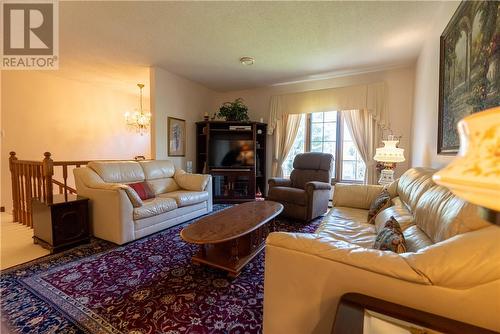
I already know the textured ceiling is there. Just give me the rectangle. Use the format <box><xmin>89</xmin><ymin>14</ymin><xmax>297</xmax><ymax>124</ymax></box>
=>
<box><xmin>59</xmin><ymin>1</ymin><xmax>451</xmax><ymax>92</ymax></box>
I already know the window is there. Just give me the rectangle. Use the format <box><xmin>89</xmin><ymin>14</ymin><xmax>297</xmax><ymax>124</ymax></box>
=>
<box><xmin>283</xmin><ymin>111</ymin><xmax>366</xmax><ymax>182</ymax></box>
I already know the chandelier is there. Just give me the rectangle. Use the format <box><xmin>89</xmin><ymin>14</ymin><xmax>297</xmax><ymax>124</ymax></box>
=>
<box><xmin>125</xmin><ymin>83</ymin><xmax>151</xmax><ymax>135</ymax></box>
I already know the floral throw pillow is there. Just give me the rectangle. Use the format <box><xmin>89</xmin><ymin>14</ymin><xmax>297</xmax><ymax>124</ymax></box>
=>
<box><xmin>373</xmin><ymin>216</ymin><xmax>407</xmax><ymax>253</ymax></box>
<box><xmin>128</xmin><ymin>181</ymin><xmax>155</xmax><ymax>201</ymax></box>
<box><xmin>367</xmin><ymin>189</ymin><xmax>391</xmax><ymax>224</ymax></box>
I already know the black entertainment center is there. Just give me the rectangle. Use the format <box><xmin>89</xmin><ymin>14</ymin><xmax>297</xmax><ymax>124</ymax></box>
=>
<box><xmin>196</xmin><ymin>121</ymin><xmax>267</xmax><ymax>203</ymax></box>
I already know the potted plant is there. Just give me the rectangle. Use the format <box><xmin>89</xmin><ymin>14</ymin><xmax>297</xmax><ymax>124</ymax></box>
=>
<box><xmin>217</xmin><ymin>98</ymin><xmax>250</xmax><ymax>121</ymax></box>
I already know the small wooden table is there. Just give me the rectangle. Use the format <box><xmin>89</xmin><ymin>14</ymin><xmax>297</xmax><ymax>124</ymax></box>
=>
<box><xmin>32</xmin><ymin>194</ymin><xmax>90</xmax><ymax>253</ymax></box>
<box><xmin>180</xmin><ymin>201</ymin><xmax>283</xmax><ymax>277</ymax></box>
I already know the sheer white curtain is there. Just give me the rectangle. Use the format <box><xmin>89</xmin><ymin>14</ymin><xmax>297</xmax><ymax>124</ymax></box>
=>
<box><xmin>271</xmin><ymin>114</ymin><xmax>303</xmax><ymax>177</ymax></box>
<box><xmin>268</xmin><ymin>82</ymin><xmax>388</xmax><ymax>180</ymax></box>
<box><xmin>343</xmin><ymin>109</ymin><xmax>380</xmax><ymax>184</ymax></box>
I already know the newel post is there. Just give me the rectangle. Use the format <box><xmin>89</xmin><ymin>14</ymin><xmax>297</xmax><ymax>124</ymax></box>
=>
<box><xmin>9</xmin><ymin>152</ymin><xmax>19</xmax><ymax>221</ymax></box>
<box><xmin>42</xmin><ymin>152</ymin><xmax>54</xmax><ymax>204</ymax></box>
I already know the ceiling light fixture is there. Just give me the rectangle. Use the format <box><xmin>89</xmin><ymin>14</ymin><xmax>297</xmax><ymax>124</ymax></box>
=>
<box><xmin>125</xmin><ymin>83</ymin><xmax>151</xmax><ymax>136</ymax></box>
<box><xmin>240</xmin><ymin>56</ymin><xmax>255</xmax><ymax>66</ymax></box>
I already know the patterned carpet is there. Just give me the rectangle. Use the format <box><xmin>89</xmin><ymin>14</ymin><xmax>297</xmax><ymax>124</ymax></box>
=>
<box><xmin>1</xmin><ymin>205</ymin><xmax>322</xmax><ymax>334</ymax></box>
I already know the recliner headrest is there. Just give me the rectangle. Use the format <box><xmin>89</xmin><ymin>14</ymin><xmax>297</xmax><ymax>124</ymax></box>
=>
<box><xmin>293</xmin><ymin>152</ymin><xmax>333</xmax><ymax>171</ymax></box>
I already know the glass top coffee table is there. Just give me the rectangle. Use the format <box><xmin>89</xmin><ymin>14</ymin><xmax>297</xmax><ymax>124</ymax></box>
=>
<box><xmin>180</xmin><ymin>201</ymin><xmax>283</xmax><ymax>277</ymax></box>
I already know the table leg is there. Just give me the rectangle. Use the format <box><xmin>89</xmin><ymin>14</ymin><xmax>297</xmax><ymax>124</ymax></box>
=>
<box><xmin>231</xmin><ymin>239</ymin><xmax>239</xmax><ymax>264</ymax></box>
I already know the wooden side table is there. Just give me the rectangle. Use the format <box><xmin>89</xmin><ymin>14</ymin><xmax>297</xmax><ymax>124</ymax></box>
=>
<box><xmin>32</xmin><ymin>194</ymin><xmax>90</xmax><ymax>253</ymax></box>
<box><xmin>332</xmin><ymin>293</ymin><xmax>497</xmax><ymax>334</ymax></box>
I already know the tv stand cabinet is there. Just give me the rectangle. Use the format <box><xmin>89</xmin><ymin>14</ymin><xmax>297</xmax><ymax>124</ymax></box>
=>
<box><xmin>196</xmin><ymin>121</ymin><xmax>267</xmax><ymax>204</ymax></box>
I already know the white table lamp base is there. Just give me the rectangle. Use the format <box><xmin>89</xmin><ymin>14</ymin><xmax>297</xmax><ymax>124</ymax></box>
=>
<box><xmin>378</xmin><ymin>169</ymin><xmax>395</xmax><ymax>185</ymax></box>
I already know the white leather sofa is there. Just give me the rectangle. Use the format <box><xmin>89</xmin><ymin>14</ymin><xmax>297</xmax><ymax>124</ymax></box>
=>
<box><xmin>263</xmin><ymin>168</ymin><xmax>500</xmax><ymax>333</ymax></box>
<box><xmin>74</xmin><ymin>160</ymin><xmax>212</xmax><ymax>245</ymax></box>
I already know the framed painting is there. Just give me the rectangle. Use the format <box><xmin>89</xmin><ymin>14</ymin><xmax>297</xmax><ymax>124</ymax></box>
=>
<box><xmin>438</xmin><ymin>1</ymin><xmax>499</xmax><ymax>154</ymax></box>
<box><xmin>168</xmin><ymin>117</ymin><xmax>186</xmax><ymax>157</ymax></box>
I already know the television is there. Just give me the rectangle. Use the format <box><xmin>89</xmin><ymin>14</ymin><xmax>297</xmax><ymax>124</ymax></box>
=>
<box><xmin>209</xmin><ymin>139</ymin><xmax>254</xmax><ymax>168</ymax></box>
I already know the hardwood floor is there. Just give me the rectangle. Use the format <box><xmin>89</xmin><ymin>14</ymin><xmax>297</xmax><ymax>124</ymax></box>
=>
<box><xmin>1</xmin><ymin>213</ymin><xmax>50</xmax><ymax>270</ymax></box>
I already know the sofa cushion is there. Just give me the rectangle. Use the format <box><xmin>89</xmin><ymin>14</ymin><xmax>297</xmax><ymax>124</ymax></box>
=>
<box><xmin>128</xmin><ymin>181</ymin><xmax>155</xmax><ymax>200</ymax></box>
<box><xmin>133</xmin><ymin>197</ymin><xmax>178</xmax><ymax>220</ymax></box>
<box><xmin>147</xmin><ymin>178</ymin><xmax>179</xmax><ymax>195</ymax></box>
<box><xmin>403</xmin><ymin>225</ymin><xmax>433</xmax><ymax>252</ymax></box>
<box><xmin>414</xmin><ymin>185</ymin><xmax>490</xmax><ymax>243</ymax></box>
<box><xmin>333</xmin><ymin>183</ymin><xmax>384</xmax><ymax>210</ymax></box>
<box><xmin>367</xmin><ymin>189</ymin><xmax>391</xmax><ymax>224</ymax></box>
<box><xmin>174</xmin><ymin>169</ymin><xmax>210</xmax><ymax>191</ymax></box>
<box><xmin>397</xmin><ymin>168</ymin><xmax>435</xmax><ymax>212</ymax></box>
<box><xmin>374</xmin><ymin>217</ymin><xmax>407</xmax><ymax>253</ymax></box>
<box><xmin>401</xmin><ymin>226</ymin><xmax>500</xmax><ymax>288</ymax></box>
<box><xmin>316</xmin><ymin>207</ymin><xmax>376</xmax><ymax>248</ymax></box>
<box><xmin>159</xmin><ymin>190</ymin><xmax>209</xmax><ymax>207</ymax></box>
<box><xmin>139</xmin><ymin>160</ymin><xmax>176</xmax><ymax>180</ymax></box>
<box><xmin>268</xmin><ymin>186</ymin><xmax>306</xmax><ymax>206</ymax></box>
<box><xmin>88</xmin><ymin>161</ymin><xmax>145</xmax><ymax>183</ymax></box>
<box><xmin>374</xmin><ymin>200</ymin><xmax>414</xmax><ymax>234</ymax></box>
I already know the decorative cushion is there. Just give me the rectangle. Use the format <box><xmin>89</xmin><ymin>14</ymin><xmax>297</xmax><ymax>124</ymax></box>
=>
<box><xmin>128</xmin><ymin>181</ymin><xmax>155</xmax><ymax>200</ymax></box>
<box><xmin>374</xmin><ymin>216</ymin><xmax>407</xmax><ymax>253</ymax></box>
<box><xmin>367</xmin><ymin>189</ymin><xmax>391</xmax><ymax>224</ymax></box>
<box><xmin>120</xmin><ymin>185</ymin><xmax>144</xmax><ymax>208</ymax></box>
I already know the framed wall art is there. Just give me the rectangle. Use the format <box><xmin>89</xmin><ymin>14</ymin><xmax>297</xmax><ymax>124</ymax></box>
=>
<box><xmin>168</xmin><ymin>117</ymin><xmax>186</xmax><ymax>157</ymax></box>
<box><xmin>438</xmin><ymin>1</ymin><xmax>499</xmax><ymax>154</ymax></box>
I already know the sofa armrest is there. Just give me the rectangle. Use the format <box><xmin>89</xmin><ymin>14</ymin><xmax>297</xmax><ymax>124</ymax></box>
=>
<box><xmin>74</xmin><ymin>167</ymin><xmax>135</xmax><ymax>244</ymax></box>
<box><xmin>266</xmin><ymin>232</ymin><xmax>428</xmax><ymax>283</ymax></box>
<box><xmin>332</xmin><ymin>183</ymin><xmax>384</xmax><ymax>210</ymax></box>
<box><xmin>268</xmin><ymin>178</ymin><xmax>292</xmax><ymax>189</ymax></box>
<box><xmin>174</xmin><ymin>169</ymin><xmax>211</xmax><ymax>191</ymax></box>
<box><xmin>263</xmin><ymin>232</ymin><xmax>499</xmax><ymax>334</ymax></box>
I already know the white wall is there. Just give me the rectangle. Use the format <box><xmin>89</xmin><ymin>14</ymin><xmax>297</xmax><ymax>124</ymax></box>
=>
<box><xmin>150</xmin><ymin>67</ymin><xmax>215</xmax><ymax>169</ymax></box>
<box><xmin>1</xmin><ymin>70</ymin><xmax>150</xmax><ymax>211</ymax></box>
<box><xmin>212</xmin><ymin>66</ymin><xmax>415</xmax><ymax>179</ymax></box>
<box><xmin>411</xmin><ymin>1</ymin><xmax>460</xmax><ymax>168</ymax></box>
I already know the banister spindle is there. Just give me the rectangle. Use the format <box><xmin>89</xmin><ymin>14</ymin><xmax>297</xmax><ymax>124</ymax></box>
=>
<box><xmin>42</xmin><ymin>152</ymin><xmax>54</xmax><ymax>204</ymax></box>
<box><xmin>9</xmin><ymin>152</ymin><xmax>19</xmax><ymax>222</ymax></box>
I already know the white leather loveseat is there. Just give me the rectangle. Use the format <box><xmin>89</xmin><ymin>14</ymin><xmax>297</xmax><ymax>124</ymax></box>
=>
<box><xmin>74</xmin><ymin>160</ymin><xmax>212</xmax><ymax>245</ymax></box>
<box><xmin>263</xmin><ymin>168</ymin><xmax>500</xmax><ymax>333</ymax></box>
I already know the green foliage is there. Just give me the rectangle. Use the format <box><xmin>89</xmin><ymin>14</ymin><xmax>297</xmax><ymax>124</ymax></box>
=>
<box><xmin>217</xmin><ymin>98</ymin><xmax>250</xmax><ymax>121</ymax></box>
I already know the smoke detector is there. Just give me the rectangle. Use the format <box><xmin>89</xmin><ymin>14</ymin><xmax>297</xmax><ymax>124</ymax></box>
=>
<box><xmin>239</xmin><ymin>56</ymin><xmax>255</xmax><ymax>66</ymax></box>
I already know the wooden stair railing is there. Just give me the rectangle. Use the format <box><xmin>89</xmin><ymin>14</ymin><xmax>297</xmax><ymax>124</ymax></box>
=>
<box><xmin>52</xmin><ymin>179</ymin><xmax>77</xmax><ymax>195</ymax></box>
<box><xmin>9</xmin><ymin>152</ymin><xmax>89</xmax><ymax>227</ymax></box>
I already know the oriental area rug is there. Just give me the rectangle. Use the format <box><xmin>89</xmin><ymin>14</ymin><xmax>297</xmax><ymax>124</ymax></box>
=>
<box><xmin>1</xmin><ymin>205</ymin><xmax>322</xmax><ymax>334</ymax></box>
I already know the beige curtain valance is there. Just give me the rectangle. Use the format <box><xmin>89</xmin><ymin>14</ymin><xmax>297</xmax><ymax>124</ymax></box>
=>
<box><xmin>268</xmin><ymin>82</ymin><xmax>389</xmax><ymax>134</ymax></box>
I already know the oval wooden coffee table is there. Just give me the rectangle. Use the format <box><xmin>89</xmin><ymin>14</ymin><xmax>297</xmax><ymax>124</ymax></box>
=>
<box><xmin>180</xmin><ymin>201</ymin><xmax>283</xmax><ymax>277</ymax></box>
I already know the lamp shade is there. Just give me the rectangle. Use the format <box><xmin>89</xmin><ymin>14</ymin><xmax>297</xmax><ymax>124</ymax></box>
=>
<box><xmin>373</xmin><ymin>139</ymin><xmax>405</xmax><ymax>163</ymax></box>
<box><xmin>433</xmin><ymin>106</ymin><xmax>500</xmax><ymax>211</ymax></box>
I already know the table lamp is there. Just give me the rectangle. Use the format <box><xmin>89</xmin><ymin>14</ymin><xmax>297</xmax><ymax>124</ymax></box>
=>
<box><xmin>373</xmin><ymin>135</ymin><xmax>405</xmax><ymax>185</ymax></box>
<box><xmin>433</xmin><ymin>106</ymin><xmax>500</xmax><ymax>225</ymax></box>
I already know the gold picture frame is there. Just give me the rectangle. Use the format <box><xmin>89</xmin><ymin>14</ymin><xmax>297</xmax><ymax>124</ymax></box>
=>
<box><xmin>167</xmin><ymin>117</ymin><xmax>186</xmax><ymax>157</ymax></box>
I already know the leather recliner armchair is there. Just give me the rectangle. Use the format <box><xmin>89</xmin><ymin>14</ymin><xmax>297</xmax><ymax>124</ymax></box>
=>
<box><xmin>268</xmin><ymin>152</ymin><xmax>333</xmax><ymax>221</ymax></box>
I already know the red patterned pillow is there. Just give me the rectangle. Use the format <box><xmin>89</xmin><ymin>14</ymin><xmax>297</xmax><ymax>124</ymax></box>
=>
<box><xmin>128</xmin><ymin>182</ymin><xmax>155</xmax><ymax>200</ymax></box>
